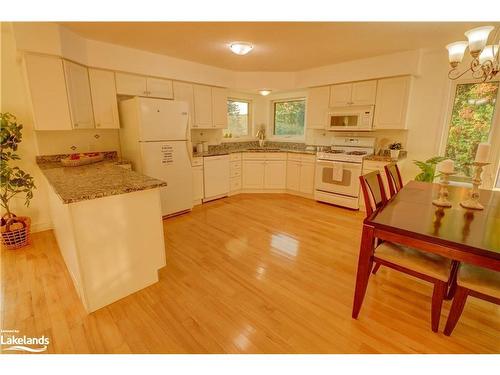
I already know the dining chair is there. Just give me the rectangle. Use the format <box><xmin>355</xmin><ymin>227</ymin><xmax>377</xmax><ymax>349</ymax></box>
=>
<box><xmin>359</xmin><ymin>170</ymin><xmax>452</xmax><ymax>332</ymax></box>
<box><xmin>444</xmin><ymin>264</ymin><xmax>500</xmax><ymax>336</ymax></box>
<box><xmin>384</xmin><ymin>163</ymin><xmax>404</xmax><ymax>198</ymax></box>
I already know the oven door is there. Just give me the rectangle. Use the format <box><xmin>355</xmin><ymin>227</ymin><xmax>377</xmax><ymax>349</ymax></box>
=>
<box><xmin>315</xmin><ymin>160</ymin><xmax>362</xmax><ymax>197</ymax></box>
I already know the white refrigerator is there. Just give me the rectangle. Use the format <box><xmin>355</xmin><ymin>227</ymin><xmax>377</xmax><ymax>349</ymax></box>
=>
<box><xmin>119</xmin><ymin>97</ymin><xmax>193</xmax><ymax>216</ymax></box>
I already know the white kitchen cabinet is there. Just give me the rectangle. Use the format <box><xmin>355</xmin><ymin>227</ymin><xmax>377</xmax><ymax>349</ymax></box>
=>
<box><xmin>329</xmin><ymin>83</ymin><xmax>352</xmax><ymax>106</ymax></box>
<box><xmin>229</xmin><ymin>155</ymin><xmax>242</xmax><ymax>194</ymax></box>
<box><xmin>351</xmin><ymin>80</ymin><xmax>377</xmax><ymax>105</ymax></box>
<box><xmin>115</xmin><ymin>72</ymin><xmax>148</xmax><ymax>96</ymax></box>
<box><xmin>147</xmin><ymin>77</ymin><xmax>174</xmax><ymax>99</ymax></box>
<box><xmin>306</xmin><ymin>86</ymin><xmax>330</xmax><ymax>129</ymax></box>
<box><xmin>329</xmin><ymin>80</ymin><xmax>377</xmax><ymax>106</ymax></box>
<box><xmin>286</xmin><ymin>160</ymin><xmax>301</xmax><ymax>191</ymax></box>
<box><xmin>192</xmin><ymin>165</ymin><xmax>204</xmax><ymax>204</ymax></box>
<box><xmin>286</xmin><ymin>154</ymin><xmax>315</xmax><ymax>195</ymax></box>
<box><xmin>299</xmin><ymin>162</ymin><xmax>315</xmax><ymax>194</ymax></box>
<box><xmin>115</xmin><ymin>73</ymin><xmax>173</xmax><ymax>99</ymax></box>
<box><xmin>23</xmin><ymin>54</ymin><xmax>72</xmax><ymax>131</ymax></box>
<box><xmin>88</xmin><ymin>68</ymin><xmax>120</xmax><ymax>129</ymax></box>
<box><xmin>63</xmin><ymin>60</ymin><xmax>95</xmax><ymax>129</ymax></box>
<box><xmin>373</xmin><ymin>76</ymin><xmax>411</xmax><ymax>130</ymax></box>
<box><xmin>264</xmin><ymin>161</ymin><xmax>287</xmax><ymax>189</ymax></box>
<box><xmin>242</xmin><ymin>160</ymin><xmax>265</xmax><ymax>189</ymax></box>
<box><xmin>173</xmin><ymin>81</ymin><xmax>195</xmax><ymax>127</ymax></box>
<box><xmin>212</xmin><ymin>87</ymin><xmax>228</xmax><ymax>129</ymax></box>
<box><xmin>193</xmin><ymin>84</ymin><xmax>213</xmax><ymax>128</ymax></box>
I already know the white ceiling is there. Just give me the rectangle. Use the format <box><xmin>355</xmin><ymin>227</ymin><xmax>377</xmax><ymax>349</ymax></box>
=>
<box><xmin>60</xmin><ymin>22</ymin><xmax>499</xmax><ymax>72</ymax></box>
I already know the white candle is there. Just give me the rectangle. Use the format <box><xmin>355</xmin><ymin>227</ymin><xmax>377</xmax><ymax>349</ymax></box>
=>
<box><xmin>438</xmin><ymin>159</ymin><xmax>454</xmax><ymax>174</ymax></box>
<box><xmin>474</xmin><ymin>143</ymin><xmax>490</xmax><ymax>163</ymax></box>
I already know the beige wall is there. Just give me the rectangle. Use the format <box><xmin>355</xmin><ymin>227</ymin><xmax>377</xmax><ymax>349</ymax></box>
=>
<box><xmin>1</xmin><ymin>23</ymin><xmax>52</xmax><ymax>232</ymax></box>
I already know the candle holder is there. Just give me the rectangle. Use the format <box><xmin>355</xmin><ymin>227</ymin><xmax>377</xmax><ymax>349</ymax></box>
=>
<box><xmin>460</xmin><ymin>162</ymin><xmax>490</xmax><ymax>210</ymax></box>
<box><xmin>432</xmin><ymin>171</ymin><xmax>454</xmax><ymax>208</ymax></box>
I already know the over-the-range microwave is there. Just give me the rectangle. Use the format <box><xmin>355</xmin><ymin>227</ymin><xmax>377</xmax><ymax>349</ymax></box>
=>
<box><xmin>327</xmin><ymin>105</ymin><xmax>374</xmax><ymax>131</ymax></box>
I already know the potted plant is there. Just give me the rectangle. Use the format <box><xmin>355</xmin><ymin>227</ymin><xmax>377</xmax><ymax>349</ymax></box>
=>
<box><xmin>413</xmin><ymin>156</ymin><xmax>447</xmax><ymax>182</ymax></box>
<box><xmin>388</xmin><ymin>142</ymin><xmax>402</xmax><ymax>160</ymax></box>
<box><xmin>0</xmin><ymin>113</ymin><xmax>36</xmax><ymax>249</ymax></box>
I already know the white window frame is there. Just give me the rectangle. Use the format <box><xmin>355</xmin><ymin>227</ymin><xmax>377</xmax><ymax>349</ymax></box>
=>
<box><xmin>438</xmin><ymin>78</ymin><xmax>500</xmax><ymax>190</ymax></box>
<box><xmin>269</xmin><ymin>97</ymin><xmax>307</xmax><ymax>142</ymax></box>
<box><xmin>222</xmin><ymin>97</ymin><xmax>253</xmax><ymax>142</ymax></box>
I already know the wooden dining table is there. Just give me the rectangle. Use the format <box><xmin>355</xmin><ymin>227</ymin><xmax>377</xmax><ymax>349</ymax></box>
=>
<box><xmin>352</xmin><ymin>180</ymin><xmax>500</xmax><ymax>319</ymax></box>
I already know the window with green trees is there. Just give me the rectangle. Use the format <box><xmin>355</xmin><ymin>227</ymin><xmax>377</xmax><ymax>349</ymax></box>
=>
<box><xmin>273</xmin><ymin>99</ymin><xmax>305</xmax><ymax>136</ymax></box>
<box><xmin>445</xmin><ymin>81</ymin><xmax>499</xmax><ymax>178</ymax></box>
<box><xmin>225</xmin><ymin>99</ymin><xmax>250</xmax><ymax>138</ymax></box>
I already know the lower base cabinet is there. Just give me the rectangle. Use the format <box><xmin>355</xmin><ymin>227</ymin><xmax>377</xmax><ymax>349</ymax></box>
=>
<box><xmin>286</xmin><ymin>154</ymin><xmax>315</xmax><ymax>195</ymax></box>
<box><xmin>242</xmin><ymin>160</ymin><xmax>265</xmax><ymax>189</ymax></box>
<box><xmin>298</xmin><ymin>162</ymin><xmax>315</xmax><ymax>194</ymax></box>
<box><xmin>192</xmin><ymin>165</ymin><xmax>204</xmax><ymax>204</ymax></box>
<box><xmin>264</xmin><ymin>160</ymin><xmax>287</xmax><ymax>189</ymax></box>
<box><xmin>242</xmin><ymin>154</ymin><xmax>286</xmax><ymax>190</ymax></box>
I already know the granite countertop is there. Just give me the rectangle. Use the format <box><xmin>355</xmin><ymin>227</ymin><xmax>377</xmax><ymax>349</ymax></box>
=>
<box><xmin>363</xmin><ymin>153</ymin><xmax>407</xmax><ymax>162</ymax></box>
<box><xmin>38</xmin><ymin>159</ymin><xmax>167</xmax><ymax>204</ymax></box>
<box><xmin>194</xmin><ymin>148</ymin><xmax>317</xmax><ymax>157</ymax></box>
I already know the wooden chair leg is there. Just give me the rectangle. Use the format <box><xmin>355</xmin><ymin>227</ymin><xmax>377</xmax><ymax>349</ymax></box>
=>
<box><xmin>446</xmin><ymin>261</ymin><xmax>460</xmax><ymax>300</ymax></box>
<box><xmin>372</xmin><ymin>263</ymin><xmax>381</xmax><ymax>275</ymax></box>
<box><xmin>431</xmin><ymin>281</ymin><xmax>447</xmax><ymax>332</ymax></box>
<box><xmin>444</xmin><ymin>286</ymin><xmax>469</xmax><ymax>336</ymax></box>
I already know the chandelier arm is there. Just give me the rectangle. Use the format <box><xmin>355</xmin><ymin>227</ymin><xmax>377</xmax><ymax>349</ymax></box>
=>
<box><xmin>448</xmin><ymin>66</ymin><xmax>473</xmax><ymax>80</ymax></box>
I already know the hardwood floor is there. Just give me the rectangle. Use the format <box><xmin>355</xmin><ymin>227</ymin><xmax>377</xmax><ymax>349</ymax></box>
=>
<box><xmin>1</xmin><ymin>194</ymin><xmax>499</xmax><ymax>353</ymax></box>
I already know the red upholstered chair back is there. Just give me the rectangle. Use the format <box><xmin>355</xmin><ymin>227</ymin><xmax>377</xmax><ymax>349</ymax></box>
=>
<box><xmin>359</xmin><ymin>170</ymin><xmax>388</xmax><ymax>217</ymax></box>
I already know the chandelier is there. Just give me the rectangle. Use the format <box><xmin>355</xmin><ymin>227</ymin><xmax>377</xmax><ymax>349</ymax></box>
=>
<box><xmin>446</xmin><ymin>25</ymin><xmax>499</xmax><ymax>81</ymax></box>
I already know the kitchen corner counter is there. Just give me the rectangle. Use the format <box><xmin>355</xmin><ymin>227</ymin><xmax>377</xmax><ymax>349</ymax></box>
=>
<box><xmin>37</xmin><ymin>159</ymin><xmax>167</xmax><ymax>204</ymax></box>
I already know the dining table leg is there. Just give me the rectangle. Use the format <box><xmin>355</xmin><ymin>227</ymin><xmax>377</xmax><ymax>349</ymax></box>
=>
<box><xmin>352</xmin><ymin>224</ymin><xmax>375</xmax><ymax>319</ymax></box>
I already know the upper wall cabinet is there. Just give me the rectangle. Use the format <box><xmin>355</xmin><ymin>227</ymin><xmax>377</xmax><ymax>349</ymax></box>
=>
<box><xmin>212</xmin><ymin>87</ymin><xmax>228</xmax><ymax>129</ymax></box>
<box><xmin>173</xmin><ymin>81</ymin><xmax>195</xmax><ymax>127</ymax></box>
<box><xmin>329</xmin><ymin>80</ymin><xmax>377</xmax><ymax>107</ymax></box>
<box><xmin>147</xmin><ymin>77</ymin><xmax>174</xmax><ymax>99</ymax></box>
<box><xmin>88</xmin><ymin>68</ymin><xmax>120</xmax><ymax>129</ymax></box>
<box><xmin>115</xmin><ymin>72</ymin><xmax>173</xmax><ymax>99</ymax></box>
<box><xmin>115</xmin><ymin>72</ymin><xmax>147</xmax><ymax>96</ymax></box>
<box><xmin>373</xmin><ymin>76</ymin><xmax>411</xmax><ymax>130</ymax></box>
<box><xmin>193</xmin><ymin>84</ymin><xmax>213</xmax><ymax>128</ymax></box>
<box><xmin>63</xmin><ymin>60</ymin><xmax>95</xmax><ymax>129</ymax></box>
<box><xmin>24</xmin><ymin>54</ymin><xmax>72</xmax><ymax>131</ymax></box>
<box><xmin>306</xmin><ymin>86</ymin><xmax>330</xmax><ymax>129</ymax></box>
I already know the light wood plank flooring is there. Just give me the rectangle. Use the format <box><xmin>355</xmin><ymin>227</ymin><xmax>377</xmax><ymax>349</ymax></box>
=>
<box><xmin>1</xmin><ymin>194</ymin><xmax>499</xmax><ymax>353</ymax></box>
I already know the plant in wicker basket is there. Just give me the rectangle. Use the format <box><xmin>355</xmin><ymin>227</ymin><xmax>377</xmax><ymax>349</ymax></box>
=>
<box><xmin>0</xmin><ymin>113</ymin><xmax>36</xmax><ymax>249</ymax></box>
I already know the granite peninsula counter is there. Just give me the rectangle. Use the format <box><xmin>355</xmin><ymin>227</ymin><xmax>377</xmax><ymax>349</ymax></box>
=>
<box><xmin>38</xmin><ymin>155</ymin><xmax>167</xmax><ymax>313</ymax></box>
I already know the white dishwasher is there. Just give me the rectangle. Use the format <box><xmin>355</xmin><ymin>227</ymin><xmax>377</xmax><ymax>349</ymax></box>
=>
<box><xmin>203</xmin><ymin>155</ymin><xmax>230</xmax><ymax>202</ymax></box>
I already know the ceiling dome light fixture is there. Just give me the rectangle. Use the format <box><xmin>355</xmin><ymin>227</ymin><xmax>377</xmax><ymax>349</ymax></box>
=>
<box><xmin>229</xmin><ymin>42</ymin><xmax>253</xmax><ymax>55</ymax></box>
<box><xmin>445</xmin><ymin>25</ymin><xmax>499</xmax><ymax>81</ymax></box>
<box><xmin>259</xmin><ymin>90</ymin><xmax>272</xmax><ymax>96</ymax></box>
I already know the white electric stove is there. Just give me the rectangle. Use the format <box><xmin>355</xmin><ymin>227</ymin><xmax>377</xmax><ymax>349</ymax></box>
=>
<box><xmin>315</xmin><ymin>137</ymin><xmax>376</xmax><ymax>209</ymax></box>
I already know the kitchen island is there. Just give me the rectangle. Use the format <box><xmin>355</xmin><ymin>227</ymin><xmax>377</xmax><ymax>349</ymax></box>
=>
<box><xmin>38</xmin><ymin>155</ymin><xmax>167</xmax><ymax>313</ymax></box>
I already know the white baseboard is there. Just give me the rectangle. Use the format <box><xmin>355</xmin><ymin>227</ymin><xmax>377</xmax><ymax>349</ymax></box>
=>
<box><xmin>31</xmin><ymin>221</ymin><xmax>53</xmax><ymax>233</ymax></box>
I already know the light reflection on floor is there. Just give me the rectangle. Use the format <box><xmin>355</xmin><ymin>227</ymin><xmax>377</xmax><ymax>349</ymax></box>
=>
<box><xmin>270</xmin><ymin>233</ymin><xmax>299</xmax><ymax>258</ymax></box>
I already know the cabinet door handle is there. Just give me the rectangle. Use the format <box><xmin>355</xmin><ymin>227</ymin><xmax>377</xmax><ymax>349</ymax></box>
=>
<box><xmin>96</xmin><ymin>123</ymin><xmax>101</xmax><ymax>128</ymax></box>
<box><xmin>74</xmin><ymin>123</ymin><xmax>79</xmax><ymax>128</ymax></box>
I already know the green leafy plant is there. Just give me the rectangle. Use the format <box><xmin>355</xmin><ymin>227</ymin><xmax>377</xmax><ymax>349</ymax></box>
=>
<box><xmin>388</xmin><ymin>142</ymin><xmax>402</xmax><ymax>150</ymax></box>
<box><xmin>0</xmin><ymin>113</ymin><xmax>36</xmax><ymax>220</ymax></box>
<box><xmin>413</xmin><ymin>156</ymin><xmax>447</xmax><ymax>182</ymax></box>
